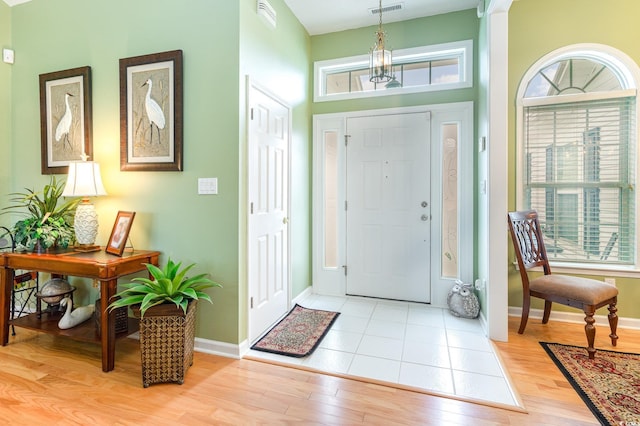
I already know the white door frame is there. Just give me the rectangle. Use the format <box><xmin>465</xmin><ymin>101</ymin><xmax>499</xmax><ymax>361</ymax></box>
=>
<box><xmin>312</xmin><ymin>102</ymin><xmax>474</xmax><ymax>308</ymax></box>
<box><xmin>246</xmin><ymin>77</ymin><xmax>292</xmax><ymax>342</ymax></box>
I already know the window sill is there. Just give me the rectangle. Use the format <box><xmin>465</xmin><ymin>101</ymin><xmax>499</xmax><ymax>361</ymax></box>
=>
<box><xmin>539</xmin><ymin>262</ymin><xmax>640</xmax><ymax>278</ymax></box>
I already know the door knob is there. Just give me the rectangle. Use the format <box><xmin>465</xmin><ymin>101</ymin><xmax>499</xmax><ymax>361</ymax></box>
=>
<box><xmin>283</xmin><ymin>217</ymin><xmax>289</xmax><ymax>224</ymax></box>
<box><xmin>421</xmin><ymin>214</ymin><xmax>429</xmax><ymax>221</ymax></box>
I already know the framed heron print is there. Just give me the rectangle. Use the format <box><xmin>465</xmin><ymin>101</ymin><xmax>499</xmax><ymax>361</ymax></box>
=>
<box><xmin>39</xmin><ymin>66</ymin><xmax>93</xmax><ymax>174</ymax></box>
<box><xmin>119</xmin><ymin>50</ymin><xmax>183</xmax><ymax>171</ymax></box>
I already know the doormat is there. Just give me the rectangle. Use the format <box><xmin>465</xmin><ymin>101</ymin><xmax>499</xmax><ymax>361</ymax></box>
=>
<box><xmin>251</xmin><ymin>304</ymin><xmax>340</xmax><ymax>357</ymax></box>
<box><xmin>540</xmin><ymin>342</ymin><xmax>640</xmax><ymax>425</ymax></box>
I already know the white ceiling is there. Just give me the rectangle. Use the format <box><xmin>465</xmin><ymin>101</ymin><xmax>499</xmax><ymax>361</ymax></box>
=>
<box><xmin>2</xmin><ymin>0</ymin><xmax>480</xmax><ymax>36</ymax></box>
<box><xmin>2</xmin><ymin>0</ymin><xmax>30</xmax><ymax>6</ymax></box>
<box><xmin>283</xmin><ymin>0</ymin><xmax>480</xmax><ymax>35</ymax></box>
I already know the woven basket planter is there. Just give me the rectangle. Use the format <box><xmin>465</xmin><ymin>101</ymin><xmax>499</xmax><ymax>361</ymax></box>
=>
<box><xmin>134</xmin><ymin>300</ymin><xmax>196</xmax><ymax>388</ymax></box>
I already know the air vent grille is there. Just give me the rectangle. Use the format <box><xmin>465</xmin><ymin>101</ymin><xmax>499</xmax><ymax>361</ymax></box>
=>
<box><xmin>257</xmin><ymin>0</ymin><xmax>277</xmax><ymax>28</ymax></box>
<box><xmin>369</xmin><ymin>3</ymin><xmax>404</xmax><ymax>15</ymax></box>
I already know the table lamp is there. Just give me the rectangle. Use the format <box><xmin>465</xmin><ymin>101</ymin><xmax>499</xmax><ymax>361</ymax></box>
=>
<box><xmin>62</xmin><ymin>160</ymin><xmax>107</xmax><ymax>251</ymax></box>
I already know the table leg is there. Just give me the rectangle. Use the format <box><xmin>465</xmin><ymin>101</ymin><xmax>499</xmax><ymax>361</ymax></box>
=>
<box><xmin>100</xmin><ymin>278</ymin><xmax>117</xmax><ymax>372</ymax></box>
<box><xmin>0</xmin><ymin>266</ymin><xmax>14</xmax><ymax>345</ymax></box>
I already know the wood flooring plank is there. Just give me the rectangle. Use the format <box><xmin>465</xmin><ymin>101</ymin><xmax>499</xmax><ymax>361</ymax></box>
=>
<box><xmin>0</xmin><ymin>316</ymin><xmax>636</xmax><ymax>424</ymax></box>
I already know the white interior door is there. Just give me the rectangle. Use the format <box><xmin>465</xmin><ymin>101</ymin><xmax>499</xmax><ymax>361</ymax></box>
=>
<box><xmin>248</xmin><ymin>83</ymin><xmax>290</xmax><ymax>342</ymax></box>
<box><xmin>345</xmin><ymin>113</ymin><xmax>431</xmax><ymax>302</ymax></box>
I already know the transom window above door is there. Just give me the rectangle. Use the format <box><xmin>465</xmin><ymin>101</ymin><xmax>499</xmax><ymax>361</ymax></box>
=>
<box><xmin>314</xmin><ymin>40</ymin><xmax>473</xmax><ymax>102</ymax></box>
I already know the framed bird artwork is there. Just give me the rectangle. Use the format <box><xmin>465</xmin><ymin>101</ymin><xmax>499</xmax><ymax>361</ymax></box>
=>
<box><xmin>39</xmin><ymin>66</ymin><xmax>93</xmax><ymax>174</ymax></box>
<box><xmin>119</xmin><ymin>50</ymin><xmax>183</xmax><ymax>171</ymax></box>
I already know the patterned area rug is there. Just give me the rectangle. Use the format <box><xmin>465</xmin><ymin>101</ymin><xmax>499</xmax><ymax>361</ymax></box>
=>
<box><xmin>251</xmin><ymin>304</ymin><xmax>340</xmax><ymax>357</ymax></box>
<box><xmin>540</xmin><ymin>342</ymin><xmax>640</xmax><ymax>425</ymax></box>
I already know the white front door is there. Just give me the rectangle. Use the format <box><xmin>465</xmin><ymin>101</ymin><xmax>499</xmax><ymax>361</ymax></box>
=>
<box><xmin>248</xmin><ymin>82</ymin><xmax>290</xmax><ymax>342</ymax></box>
<box><xmin>345</xmin><ymin>113</ymin><xmax>431</xmax><ymax>302</ymax></box>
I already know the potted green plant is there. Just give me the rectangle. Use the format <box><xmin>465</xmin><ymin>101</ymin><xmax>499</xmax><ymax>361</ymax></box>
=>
<box><xmin>108</xmin><ymin>258</ymin><xmax>221</xmax><ymax>387</ymax></box>
<box><xmin>2</xmin><ymin>177</ymin><xmax>79</xmax><ymax>252</ymax></box>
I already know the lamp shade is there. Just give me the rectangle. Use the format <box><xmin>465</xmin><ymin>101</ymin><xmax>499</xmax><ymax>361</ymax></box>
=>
<box><xmin>62</xmin><ymin>161</ymin><xmax>107</xmax><ymax>197</ymax></box>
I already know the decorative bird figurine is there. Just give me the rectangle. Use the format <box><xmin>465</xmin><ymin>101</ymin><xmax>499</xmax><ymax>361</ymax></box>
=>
<box><xmin>58</xmin><ymin>296</ymin><xmax>95</xmax><ymax>330</ymax></box>
<box><xmin>142</xmin><ymin>78</ymin><xmax>165</xmax><ymax>144</ymax></box>
<box><xmin>446</xmin><ymin>280</ymin><xmax>480</xmax><ymax>319</ymax></box>
<box><xmin>55</xmin><ymin>93</ymin><xmax>74</xmax><ymax>150</ymax></box>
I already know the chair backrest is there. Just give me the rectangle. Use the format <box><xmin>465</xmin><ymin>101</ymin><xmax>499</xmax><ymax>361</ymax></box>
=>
<box><xmin>507</xmin><ymin>210</ymin><xmax>551</xmax><ymax>276</ymax></box>
<box><xmin>0</xmin><ymin>226</ymin><xmax>15</xmax><ymax>253</ymax></box>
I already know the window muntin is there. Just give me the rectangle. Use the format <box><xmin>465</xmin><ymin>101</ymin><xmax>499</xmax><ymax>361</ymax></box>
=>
<box><xmin>525</xmin><ymin>58</ymin><xmax>622</xmax><ymax>98</ymax></box>
<box><xmin>314</xmin><ymin>40</ymin><xmax>472</xmax><ymax>102</ymax></box>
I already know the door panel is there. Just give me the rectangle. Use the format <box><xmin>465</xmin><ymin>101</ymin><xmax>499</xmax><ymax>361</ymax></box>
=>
<box><xmin>248</xmin><ymin>84</ymin><xmax>290</xmax><ymax>342</ymax></box>
<box><xmin>346</xmin><ymin>113</ymin><xmax>431</xmax><ymax>302</ymax></box>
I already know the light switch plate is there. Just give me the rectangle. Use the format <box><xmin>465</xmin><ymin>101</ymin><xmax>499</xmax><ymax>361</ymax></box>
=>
<box><xmin>198</xmin><ymin>177</ymin><xmax>218</xmax><ymax>195</ymax></box>
<box><xmin>3</xmin><ymin>49</ymin><xmax>14</xmax><ymax>64</ymax></box>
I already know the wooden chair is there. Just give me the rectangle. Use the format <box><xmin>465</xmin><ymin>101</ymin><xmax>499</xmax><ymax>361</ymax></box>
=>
<box><xmin>507</xmin><ymin>210</ymin><xmax>618</xmax><ymax>359</ymax></box>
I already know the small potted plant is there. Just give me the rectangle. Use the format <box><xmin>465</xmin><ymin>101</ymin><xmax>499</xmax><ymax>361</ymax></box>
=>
<box><xmin>108</xmin><ymin>258</ymin><xmax>221</xmax><ymax>387</ymax></box>
<box><xmin>2</xmin><ymin>177</ymin><xmax>79</xmax><ymax>252</ymax></box>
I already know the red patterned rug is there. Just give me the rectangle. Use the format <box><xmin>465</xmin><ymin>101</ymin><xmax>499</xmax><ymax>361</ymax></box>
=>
<box><xmin>251</xmin><ymin>304</ymin><xmax>340</xmax><ymax>357</ymax></box>
<box><xmin>541</xmin><ymin>342</ymin><xmax>640</xmax><ymax>425</ymax></box>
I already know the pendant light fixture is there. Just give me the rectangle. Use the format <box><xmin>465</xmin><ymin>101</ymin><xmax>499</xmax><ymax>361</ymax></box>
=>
<box><xmin>369</xmin><ymin>0</ymin><xmax>393</xmax><ymax>83</ymax></box>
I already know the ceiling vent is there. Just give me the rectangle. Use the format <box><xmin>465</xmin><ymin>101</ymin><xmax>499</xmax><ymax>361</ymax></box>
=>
<box><xmin>257</xmin><ymin>0</ymin><xmax>277</xmax><ymax>28</ymax></box>
<box><xmin>369</xmin><ymin>2</ymin><xmax>404</xmax><ymax>16</ymax></box>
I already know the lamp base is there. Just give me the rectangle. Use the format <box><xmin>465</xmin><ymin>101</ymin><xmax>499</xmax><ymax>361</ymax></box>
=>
<box><xmin>74</xmin><ymin>199</ymin><xmax>99</xmax><ymax>246</ymax></box>
<box><xmin>73</xmin><ymin>244</ymin><xmax>101</xmax><ymax>252</ymax></box>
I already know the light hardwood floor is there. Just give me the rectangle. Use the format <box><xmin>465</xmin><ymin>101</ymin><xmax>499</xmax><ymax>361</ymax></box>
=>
<box><xmin>0</xmin><ymin>315</ymin><xmax>636</xmax><ymax>425</ymax></box>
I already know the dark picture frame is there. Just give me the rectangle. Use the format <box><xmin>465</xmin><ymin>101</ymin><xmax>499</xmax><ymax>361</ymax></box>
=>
<box><xmin>119</xmin><ymin>50</ymin><xmax>183</xmax><ymax>171</ymax></box>
<box><xmin>39</xmin><ymin>66</ymin><xmax>92</xmax><ymax>174</ymax></box>
<box><xmin>106</xmin><ymin>211</ymin><xmax>136</xmax><ymax>256</ymax></box>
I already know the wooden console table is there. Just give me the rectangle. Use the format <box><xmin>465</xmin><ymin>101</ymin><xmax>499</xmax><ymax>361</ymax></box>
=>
<box><xmin>0</xmin><ymin>248</ymin><xmax>160</xmax><ymax>372</ymax></box>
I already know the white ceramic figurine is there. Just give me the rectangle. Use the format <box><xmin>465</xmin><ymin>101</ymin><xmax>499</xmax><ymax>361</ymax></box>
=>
<box><xmin>58</xmin><ymin>296</ymin><xmax>95</xmax><ymax>330</ymax></box>
<box><xmin>447</xmin><ymin>280</ymin><xmax>480</xmax><ymax>319</ymax></box>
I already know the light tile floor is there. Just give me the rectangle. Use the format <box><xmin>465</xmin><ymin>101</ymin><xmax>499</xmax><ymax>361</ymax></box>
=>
<box><xmin>247</xmin><ymin>294</ymin><xmax>520</xmax><ymax>407</ymax></box>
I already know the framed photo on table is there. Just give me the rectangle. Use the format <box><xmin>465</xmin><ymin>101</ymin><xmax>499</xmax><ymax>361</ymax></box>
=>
<box><xmin>106</xmin><ymin>211</ymin><xmax>136</xmax><ymax>256</ymax></box>
<box><xmin>119</xmin><ymin>50</ymin><xmax>183</xmax><ymax>171</ymax></box>
<box><xmin>39</xmin><ymin>66</ymin><xmax>93</xmax><ymax>174</ymax></box>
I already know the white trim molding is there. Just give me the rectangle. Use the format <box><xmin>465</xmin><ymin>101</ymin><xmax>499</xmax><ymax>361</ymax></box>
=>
<box><xmin>508</xmin><ymin>306</ymin><xmax>640</xmax><ymax>331</ymax></box>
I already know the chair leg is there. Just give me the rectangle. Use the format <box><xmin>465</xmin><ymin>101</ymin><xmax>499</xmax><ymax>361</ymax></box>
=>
<box><xmin>584</xmin><ymin>310</ymin><xmax>597</xmax><ymax>359</ymax></box>
<box><xmin>542</xmin><ymin>300</ymin><xmax>552</xmax><ymax>324</ymax></box>
<box><xmin>518</xmin><ymin>293</ymin><xmax>531</xmax><ymax>334</ymax></box>
<box><xmin>608</xmin><ymin>302</ymin><xmax>619</xmax><ymax>347</ymax></box>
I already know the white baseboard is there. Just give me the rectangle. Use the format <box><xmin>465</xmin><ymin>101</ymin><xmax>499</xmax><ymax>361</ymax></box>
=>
<box><xmin>292</xmin><ymin>286</ymin><xmax>313</xmax><ymax>305</ymax></box>
<box><xmin>194</xmin><ymin>337</ymin><xmax>243</xmax><ymax>359</ymax></box>
<box><xmin>508</xmin><ymin>306</ymin><xmax>640</xmax><ymax>330</ymax></box>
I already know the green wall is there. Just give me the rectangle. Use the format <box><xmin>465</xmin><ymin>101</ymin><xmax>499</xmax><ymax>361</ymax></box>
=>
<box><xmin>0</xmin><ymin>3</ymin><xmax>11</xmax><ymax>204</ymax></box>
<box><xmin>311</xmin><ymin>9</ymin><xmax>480</xmax><ymax>115</ymax></box>
<box><xmin>5</xmin><ymin>0</ymin><xmax>311</xmax><ymax>345</ymax></box>
<box><xmin>508</xmin><ymin>0</ymin><xmax>640</xmax><ymax>317</ymax></box>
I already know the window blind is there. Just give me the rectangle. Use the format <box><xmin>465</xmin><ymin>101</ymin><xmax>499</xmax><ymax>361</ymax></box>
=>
<box><xmin>523</xmin><ymin>96</ymin><xmax>636</xmax><ymax>264</ymax></box>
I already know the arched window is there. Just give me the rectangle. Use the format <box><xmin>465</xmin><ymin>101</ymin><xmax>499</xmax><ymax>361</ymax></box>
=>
<box><xmin>516</xmin><ymin>45</ymin><xmax>639</xmax><ymax>266</ymax></box>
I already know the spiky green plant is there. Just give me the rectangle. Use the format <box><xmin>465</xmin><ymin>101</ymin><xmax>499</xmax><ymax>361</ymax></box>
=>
<box><xmin>1</xmin><ymin>176</ymin><xmax>80</xmax><ymax>250</ymax></box>
<box><xmin>108</xmin><ymin>258</ymin><xmax>222</xmax><ymax>317</ymax></box>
